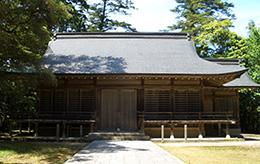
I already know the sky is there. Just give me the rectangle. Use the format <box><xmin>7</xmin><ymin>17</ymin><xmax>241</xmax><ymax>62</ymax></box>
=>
<box><xmin>112</xmin><ymin>0</ymin><xmax>260</xmax><ymax>37</ymax></box>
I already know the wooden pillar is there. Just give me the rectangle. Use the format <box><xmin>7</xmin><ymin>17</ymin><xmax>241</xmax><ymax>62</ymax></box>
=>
<box><xmin>19</xmin><ymin>122</ymin><xmax>22</xmax><ymax>134</ymax></box>
<box><xmin>80</xmin><ymin>125</ymin><xmax>83</xmax><ymax>142</ymax></box>
<box><xmin>184</xmin><ymin>124</ymin><xmax>187</xmax><ymax>142</ymax></box>
<box><xmin>9</xmin><ymin>121</ymin><xmax>12</xmax><ymax>137</ymax></box>
<box><xmin>236</xmin><ymin>91</ymin><xmax>240</xmax><ymax>128</ymax></box>
<box><xmin>218</xmin><ymin>123</ymin><xmax>221</xmax><ymax>136</ymax></box>
<box><xmin>28</xmin><ymin>122</ymin><xmax>31</xmax><ymax>133</ymax></box>
<box><xmin>90</xmin><ymin>123</ymin><xmax>94</xmax><ymax>133</ymax></box>
<box><xmin>62</xmin><ymin>122</ymin><xmax>66</xmax><ymax>138</ymax></box>
<box><xmin>198</xmin><ymin>123</ymin><xmax>203</xmax><ymax>139</ymax></box>
<box><xmin>161</xmin><ymin>124</ymin><xmax>164</xmax><ymax>143</ymax></box>
<box><xmin>226</xmin><ymin>122</ymin><xmax>230</xmax><ymax>139</ymax></box>
<box><xmin>200</xmin><ymin>79</ymin><xmax>204</xmax><ymax>112</ymax></box>
<box><xmin>170</xmin><ymin>122</ymin><xmax>174</xmax><ymax>139</ymax></box>
<box><xmin>66</xmin><ymin>124</ymin><xmax>69</xmax><ymax>137</ymax></box>
<box><xmin>141</xmin><ymin>122</ymin><xmax>145</xmax><ymax>133</ymax></box>
<box><xmin>56</xmin><ymin>124</ymin><xmax>60</xmax><ymax>142</ymax></box>
<box><xmin>34</xmin><ymin>123</ymin><xmax>38</xmax><ymax>137</ymax></box>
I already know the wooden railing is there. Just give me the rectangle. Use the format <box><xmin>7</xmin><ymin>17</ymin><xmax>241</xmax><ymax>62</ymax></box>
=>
<box><xmin>37</xmin><ymin>111</ymin><xmax>94</xmax><ymax>120</ymax></box>
<box><xmin>137</xmin><ymin>111</ymin><xmax>234</xmax><ymax>121</ymax></box>
<box><xmin>8</xmin><ymin>111</ymin><xmax>94</xmax><ymax>120</ymax></box>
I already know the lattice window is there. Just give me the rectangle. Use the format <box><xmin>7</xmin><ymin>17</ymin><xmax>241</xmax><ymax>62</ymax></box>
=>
<box><xmin>175</xmin><ymin>91</ymin><xmax>201</xmax><ymax>112</ymax></box>
<box><xmin>215</xmin><ymin>98</ymin><xmax>236</xmax><ymax>112</ymax></box>
<box><xmin>145</xmin><ymin>90</ymin><xmax>171</xmax><ymax>112</ymax></box>
<box><xmin>81</xmin><ymin>90</ymin><xmax>94</xmax><ymax>112</ymax></box>
<box><xmin>68</xmin><ymin>90</ymin><xmax>80</xmax><ymax>111</ymax></box>
<box><xmin>39</xmin><ymin>90</ymin><xmax>51</xmax><ymax>111</ymax></box>
<box><xmin>53</xmin><ymin>90</ymin><xmax>65</xmax><ymax>112</ymax></box>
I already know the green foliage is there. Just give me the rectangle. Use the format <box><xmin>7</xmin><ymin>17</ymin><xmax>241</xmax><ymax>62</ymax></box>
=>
<box><xmin>58</xmin><ymin>0</ymin><xmax>89</xmax><ymax>32</ymax></box>
<box><xmin>58</xmin><ymin>0</ymin><xmax>136</xmax><ymax>32</ymax></box>
<box><xmin>196</xmin><ymin>20</ymin><xmax>247</xmax><ymax>58</ymax></box>
<box><xmin>238</xmin><ymin>25</ymin><xmax>260</xmax><ymax>134</ymax></box>
<box><xmin>169</xmin><ymin>0</ymin><xmax>235</xmax><ymax>56</ymax></box>
<box><xmin>169</xmin><ymin>0</ymin><xmax>235</xmax><ymax>36</ymax></box>
<box><xmin>87</xmin><ymin>0</ymin><xmax>136</xmax><ymax>32</ymax></box>
<box><xmin>239</xmin><ymin>89</ymin><xmax>260</xmax><ymax>133</ymax></box>
<box><xmin>0</xmin><ymin>0</ymin><xmax>69</xmax><ymax>130</ymax></box>
<box><xmin>243</xmin><ymin>26</ymin><xmax>260</xmax><ymax>83</ymax></box>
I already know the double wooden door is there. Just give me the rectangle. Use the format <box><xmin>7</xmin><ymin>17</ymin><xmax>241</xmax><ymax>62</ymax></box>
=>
<box><xmin>101</xmin><ymin>89</ymin><xmax>137</xmax><ymax>131</ymax></box>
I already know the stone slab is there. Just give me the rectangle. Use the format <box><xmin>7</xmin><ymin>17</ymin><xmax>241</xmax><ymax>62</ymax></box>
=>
<box><xmin>64</xmin><ymin>140</ymin><xmax>185</xmax><ymax>164</ymax></box>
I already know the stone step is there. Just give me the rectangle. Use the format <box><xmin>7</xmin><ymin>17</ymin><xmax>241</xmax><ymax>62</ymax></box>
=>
<box><xmin>85</xmin><ymin>132</ymin><xmax>150</xmax><ymax>141</ymax></box>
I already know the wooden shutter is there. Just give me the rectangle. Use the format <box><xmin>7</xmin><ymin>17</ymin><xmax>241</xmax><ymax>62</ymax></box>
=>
<box><xmin>68</xmin><ymin>90</ymin><xmax>80</xmax><ymax>112</ymax></box>
<box><xmin>145</xmin><ymin>90</ymin><xmax>171</xmax><ymax>112</ymax></box>
<box><xmin>81</xmin><ymin>90</ymin><xmax>94</xmax><ymax>112</ymax></box>
<box><xmin>175</xmin><ymin>91</ymin><xmax>187</xmax><ymax>112</ymax></box>
<box><xmin>175</xmin><ymin>91</ymin><xmax>201</xmax><ymax>112</ymax></box>
<box><xmin>53</xmin><ymin>90</ymin><xmax>65</xmax><ymax>112</ymax></box>
<box><xmin>188</xmin><ymin>91</ymin><xmax>201</xmax><ymax>112</ymax></box>
<box><xmin>215</xmin><ymin>98</ymin><xmax>236</xmax><ymax>112</ymax></box>
<box><xmin>39</xmin><ymin>90</ymin><xmax>51</xmax><ymax>112</ymax></box>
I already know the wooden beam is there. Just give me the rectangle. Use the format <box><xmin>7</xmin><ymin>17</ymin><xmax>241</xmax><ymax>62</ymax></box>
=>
<box><xmin>56</xmin><ymin>124</ymin><xmax>60</xmax><ymax>142</ymax></box>
<box><xmin>9</xmin><ymin>121</ymin><xmax>12</xmax><ymax>137</ymax></box>
<box><xmin>226</xmin><ymin>122</ymin><xmax>230</xmax><ymax>139</ymax></box>
<box><xmin>80</xmin><ymin>125</ymin><xmax>83</xmax><ymax>142</ymax></box>
<box><xmin>28</xmin><ymin>122</ymin><xmax>31</xmax><ymax>133</ymax></box>
<box><xmin>19</xmin><ymin>122</ymin><xmax>22</xmax><ymax>134</ymax></box>
<box><xmin>34</xmin><ymin>123</ymin><xmax>38</xmax><ymax>137</ymax></box>
<box><xmin>218</xmin><ymin>123</ymin><xmax>221</xmax><ymax>136</ymax></box>
<box><xmin>198</xmin><ymin>123</ymin><xmax>203</xmax><ymax>139</ymax></box>
<box><xmin>62</xmin><ymin>122</ymin><xmax>66</xmax><ymax>138</ymax></box>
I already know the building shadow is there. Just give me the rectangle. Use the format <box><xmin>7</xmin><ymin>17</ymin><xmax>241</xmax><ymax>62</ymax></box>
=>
<box><xmin>43</xmin><ymin>54</ymin><xmax>127</xmax><ymax>74</ymax></box>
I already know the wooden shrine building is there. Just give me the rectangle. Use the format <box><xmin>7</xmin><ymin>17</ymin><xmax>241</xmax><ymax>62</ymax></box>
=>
<box><xmin>9</xmin><ymin>32</ymin><xmax>260</xmax><ymax>139</ymax></box>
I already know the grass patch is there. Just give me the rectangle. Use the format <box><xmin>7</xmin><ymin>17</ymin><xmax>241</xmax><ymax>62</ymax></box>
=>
<box><xmin>0</xmin><ymin>141</ymin><xmax>88</xmax><ymax>164</ymax></box>
<box><xmin>158</xmin><ymin>144</ymin><xmax>260</xmax><ymax>164</ymax></box>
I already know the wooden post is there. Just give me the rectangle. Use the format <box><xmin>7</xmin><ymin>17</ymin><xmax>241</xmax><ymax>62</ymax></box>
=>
<box><xmin>28</xmin><ymin>122</ymin><xmax>31</xmax><ymax>133</ymax></box>
<box><xmin>90</xmin><ymin>123</ymin><xmax>94</xmax><ymax>133</ymax></box>
<box><xmin>19</xmin><ymin>122</ymin><xmax>22</xmax><ymax>134</ymax></box>
<box><xmin>62</xmin><ymin>122</ymin><xmax>66</xmax><ymax>138</ymax></box>
<box><xmin>9</xmin><ymin>121</ymin><xmax>12</xmax><ymax>137</ymax></box>
<box><xmin>80</xmin><ymin>125</ymin><xmax>83</xmax><ymax>142</ymax></box>
<box><xmin>66</xmin><ymin>124</ymin><xmax>69</xmax><ymax>137</ymax></box>
<box><xmin>170</xmin><ymin>122</ymin><xmax>174</xmax><ymax>139</ymax></box>
<box><xmin>198</xmin><ymin>123</ymin><xmax>203</xmax><ymax>139</ymax></box>
<box><xmin>161</xmin><ymin>124</ymin><xmax>164</xmax><ymax>143</ymax></box>
<box><xmin>141</xmin><ymin>122</ymin><xmax>145</xmax><ymax>133</ymax></box>
<box><xmin>226</xmin><ymin>122</ymin><xmax>230</xmax><ymax>139</ymax></box>
<box><xmin>34</xmin><ymin>123</ymin><xmax>38</xmax><ymax>137</ymax></box>
<box><xmin>218</xmin><ymin>123</ymin><xmax>221</xmax><ymax>136</ymax></box>
<box><xmin>56</xmin><ymin>124</ymin><xmax>60</xmax><ymax>142</ymax></box>
<box><xmin>184</xmin><ymin>124</ymin><xmax>187</xmax><ymax>142</ymax></box>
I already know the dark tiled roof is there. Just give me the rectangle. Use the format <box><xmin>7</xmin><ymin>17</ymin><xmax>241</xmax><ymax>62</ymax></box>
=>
<box><xmin>223</xmin><ymin>72</ymin><xmax>260</xmax><ymax>88</ymax></box>
<box><xmin>205</xmin><ymin>58</ymin><xmax>259</xmax><ymax>88</ymax></box>
<box><xmin>43</xmin><ymin>32</ymin><xmax>246</xmax><ymax>75</ymax></box>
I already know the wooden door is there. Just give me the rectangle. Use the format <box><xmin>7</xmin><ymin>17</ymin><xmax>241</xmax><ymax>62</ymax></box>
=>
<box><xmin>101</xmin><ymin>89</ymin><xmax>137</xmax><ymax>131</ymax></box>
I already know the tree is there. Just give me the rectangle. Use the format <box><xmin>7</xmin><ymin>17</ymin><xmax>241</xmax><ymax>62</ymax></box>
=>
<box><xmin>168</xmin><ymin>0</ymin><xmax>235</xmax><ymax>56</ymax></box>
<box><xmin>238</xmin><ymin>24</ymin><xmax>260</xmax><ymax>133</ymax></box>
<box><xmin>0</xmin><ymin>0</ymin><xmax>70</xmax><ymax>130</ymax></box>
<box><xmin>58</xmin><ymin>0</ymin><xmax>136</xmax><ymax>32</ymax></box>
<box><xmin>58</xmin><ymin>0</ymin><xmax>89</xmax><ymax>32</ymax></box>
<box><xmin>196</xmin><ymin>19</ymin><xmax>247</xmax><ymax>58</ymax></box>
<box><xmin>87</xmin><ymin>0</ymin><xmax>136</xmax><ymax>32</ymax></box>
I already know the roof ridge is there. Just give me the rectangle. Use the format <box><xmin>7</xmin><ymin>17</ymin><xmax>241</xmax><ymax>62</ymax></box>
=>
<box><xmin>54</xmin><ymin>32</ymin><xmax>188</xmax><ymax>39</ymax></box>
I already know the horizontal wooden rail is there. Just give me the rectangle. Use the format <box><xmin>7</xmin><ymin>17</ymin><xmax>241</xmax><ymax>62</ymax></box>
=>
<box><xmin>8</xmin><ymin>111</ymin><xmax>95</xmax><ymax>120</ymax></box>
<box><xmin>137</xmin><ymin>111</ymin><xmax>233</xmax><ymax>121</ymax></box>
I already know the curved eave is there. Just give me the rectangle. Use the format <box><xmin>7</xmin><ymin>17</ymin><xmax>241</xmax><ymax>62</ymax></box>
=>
<box><xmin>54</xmin><ymin>70</ymin><xmax>247</xmax><ymax>85</ymax></box>
<box><xmin>223</xmin><ymin>72</ymin><xmax>260</xmax><ymax>89</ymax></box>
